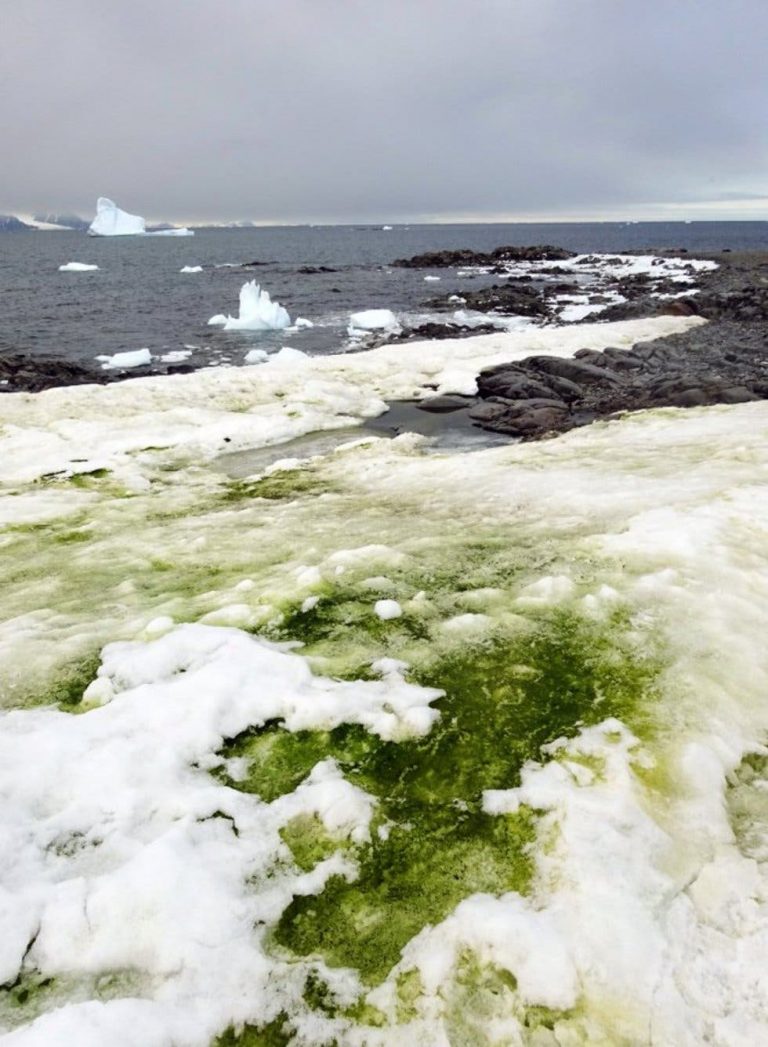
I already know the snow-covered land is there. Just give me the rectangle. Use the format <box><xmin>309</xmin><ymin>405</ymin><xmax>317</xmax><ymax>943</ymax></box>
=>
<box><xmin>88</xmin><ymin>198</ymin><xmax>193</xmax><ymax>237</ymax></box>
<box><xmin>2</xmin><ymin>312</ymin><xmax>768</xmax><ymax>1044</ymax></box>
<box><xmin>208</xmin><ymin>280</ymin><xmax>291</xmax><ymax>331</ymax></box>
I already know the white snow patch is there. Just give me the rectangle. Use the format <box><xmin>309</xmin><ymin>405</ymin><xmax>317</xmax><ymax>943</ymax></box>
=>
<box><xmin>374</xmin><ymin>599</ymin><xmax>402</xmax><ymax>620</ymax></box>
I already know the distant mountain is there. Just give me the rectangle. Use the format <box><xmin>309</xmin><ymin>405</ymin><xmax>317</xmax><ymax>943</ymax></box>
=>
<box><xmin>0</xmin><ymin>215</ymin><xmax>32</xmax><ymax>232</ymax></box>
<box><xmin>33</xmin><ymin>213</ymin><xmax>90</xmax><ymax>231</ymax></box>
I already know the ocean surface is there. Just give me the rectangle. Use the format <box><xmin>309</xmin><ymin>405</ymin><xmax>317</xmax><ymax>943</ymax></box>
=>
<box><xmin>1</xmin><ymin>220</ymin><xmax>767</xmax><ymax>374</ymax></box>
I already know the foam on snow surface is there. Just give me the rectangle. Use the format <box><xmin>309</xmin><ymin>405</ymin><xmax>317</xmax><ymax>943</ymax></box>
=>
<box><xmin>2</xmin><ymin>396</ymin><xmax>768</xmax><ymax>1040</ymax></box>
<box><xmin>208</xmin><ymin>281</ymin><xmax>291</xmax><ymax>331</ymax></box>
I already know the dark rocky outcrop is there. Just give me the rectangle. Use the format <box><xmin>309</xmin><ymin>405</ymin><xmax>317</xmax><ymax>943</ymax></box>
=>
<box><xmin>393</xmin><ymin>245</ymin><xmax>575</xmax><ymax>268</ymax></box>
<box><xmin>468</xmin><ymin>253</ymin><xmax>768</xmax><ymax>439</ymax></box>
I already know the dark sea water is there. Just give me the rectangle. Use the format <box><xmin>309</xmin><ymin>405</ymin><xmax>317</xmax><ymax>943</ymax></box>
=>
<box><xmin>1</xmin><ymin>221</ymin><xmax>766</xmax><ymax>375</ymax></box>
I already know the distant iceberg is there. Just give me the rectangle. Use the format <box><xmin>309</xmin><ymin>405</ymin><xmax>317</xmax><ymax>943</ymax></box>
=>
<box><xmin>208</xmin><ymin>281</ymin><xmax>291</xmax><ymax>331</ymax></box>
<box><xmin>59</xmin><ymin>261</ymin><xmax>99</xmax><ymax>272</ymax></box>
<box><xmin>180</xmin><ymin>265</ymin><xmax>203</xmax><ymax>273</ymax></box>
<box><xmin>88</xmin><ymin>198</ymin><xmax>193</xmax><ymax>237</ymax></box>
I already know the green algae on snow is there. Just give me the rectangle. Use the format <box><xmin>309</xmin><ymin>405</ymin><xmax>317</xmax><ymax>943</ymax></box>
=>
<box><xmin>220</xmin><ymin>606</ymin><xmax>664</xmax><ymax>987</ymax></box>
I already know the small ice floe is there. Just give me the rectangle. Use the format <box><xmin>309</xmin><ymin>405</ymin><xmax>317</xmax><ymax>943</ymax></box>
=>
<box><xmin>424</xmin><ymin>275</ymin><xmax>441</xmax><ymax>282</ymax></box>
<box><xmin>448</xmin><ymin>294</ymin><xmax>467</xmax><ymax>304</ymax></box>
<box><xmin>58</xmin><ymin>262</ymin><xmax>99</xmax><ymax>272</ymax></box>
<box><xmin>348</xmin><ymin>309</ymin><xmax>401</xmax><ymax>337</ymax></box>
<box><xmin>158</xmin><ymin>350</ymin><xmax>192</xmax><ymax>363</ymax></box>
<box><xmin>208</xmin><ymin>280</ymin><xmax>291</xmax><ymax>331</ymax></box>
<box><xmin>382</xmin><ymin>225</ymin><xmax>393</xmax><ymax>231</ymax></box>
<box><xmin>294</xmin><ymin>317</ymin><xmax>314</xmax><ymax>328</ymax></box>
<box><xmin>96</xmin><ymin>348</ymin><xmax>152</xmax><ymax>370</ymax></box>
<box><xmin>244</xmin><ymin>348</ymin><xmax>269</xmax><ymax>364</ymax></box>
<box><xmin>179</xmin><ymin>265</ymin><xmax>203</xmax><ymax>274</ymax></box>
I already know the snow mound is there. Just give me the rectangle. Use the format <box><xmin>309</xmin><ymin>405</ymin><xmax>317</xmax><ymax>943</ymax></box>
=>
<box><xmin>88</xmin><ymin>198</ymin><xmax>193</xmax><ymax>237</ymax></box>
<box><xmin>97</xmin><ymin>349</ymin><xmax>152</xmax><ymax>370</ymax></box>
<box><xmin>58</xmin><ymin>262</ymin><xmax>99</xmax><ymax>272</ymax></box>
<box><xmin>208</xmin><ymin>281</ymin><xmax>291</xmax><ymax>331</ymax></box>
<box><xmin>180</xmin><ymin>265</ymin><xmax>203</xmax><ymax>274</ymax></box>
<box><xmin>349</xmin><ymin>309</ymin><xmax>400</xmax><ymax>335</ymax></box>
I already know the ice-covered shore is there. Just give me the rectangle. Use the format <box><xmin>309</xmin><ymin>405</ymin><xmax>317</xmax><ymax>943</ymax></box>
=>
<box><xmin>1</xmin><ymin>313</ymin><xmax>768</xmax><ymax>1044</ymax></box>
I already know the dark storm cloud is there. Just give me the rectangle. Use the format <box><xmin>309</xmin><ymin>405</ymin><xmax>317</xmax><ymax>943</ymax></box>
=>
<box><xmin>3</xmin><ymin>0</ymin><xmax>767</xmax><ymax>222</ymax></box>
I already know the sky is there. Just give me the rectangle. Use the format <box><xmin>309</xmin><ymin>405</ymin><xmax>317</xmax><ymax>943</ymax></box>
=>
<box><xmin>2</xmin><ymin>0</ymin><xmax>767</xmax><ymax>224</ymax></box>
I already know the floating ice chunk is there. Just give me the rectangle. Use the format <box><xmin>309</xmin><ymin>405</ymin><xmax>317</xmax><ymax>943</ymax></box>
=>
<box><xmin>158</xmin><ymin>350</ymin><xmax>192</xmax><ymax>363</ymax></box>
<box><xmin>88</xmin><ymin>197</ymin><xmax>146</xmax><ymax>236</ymax></box>
<box><xmin>207</xmin><ymin>314</ymin><xmax>227</xmax><ymax>326</ymax></box>
<box><xmin>382</xmin><ymin>225</ymin><xmax>393</xmax><ymax>230</ymax></box>
<box><xmin>448</xmin><ymin>294</ymin><xmax>466</xmax><ymax>304</ymax></box>
<box><xmin>374</xmin><ymin>599</ymin><xmax>402</xmax><ymax>620</ymax></box>
<box><xmin>295</xmin><ymin>317</ymin><xmax>314</xmax><ymax>328</ymax></box>
<box><xmin>244</xmin><ymin>349</ymin><xmax>269</xmax><ymax>364</ymax></box>
<box><xmin>147</xmin><ymin>227</ymin><xmax>194</xmax><ymax>237</ymax></box>
<box><xmin>97</xmin><ymin>348</ymin><xmax>152</xmax><ymax>370</ymax></box>
<box><xmin>210</xmin><ymin>281</ymin><xmax>291</xmax><ymax>331</ymax></box>
<box><xmin>348</xmin><ymin>309</ymin><xmax>400</xmax><ymax>335</ymax></box>
<box><xmin>424</xmin><ymin>275</ymin><xmax>441</xmax><ymax>282</ymax></box>
<box><xmin>58</xmin><ymin>261</ymin><xmax>99</xmax><ymax>272</ymax></box>
<box><xmin>179</xmin><ymin>265</ymin><xmax>203</xmax><ymax>273</ymax></box>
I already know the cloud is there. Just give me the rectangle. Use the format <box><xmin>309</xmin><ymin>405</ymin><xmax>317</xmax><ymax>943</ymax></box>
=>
<box><xmin>2</xmin><ymin>0</ymin><xmax>767</xmax><ymax>222</ymax></box>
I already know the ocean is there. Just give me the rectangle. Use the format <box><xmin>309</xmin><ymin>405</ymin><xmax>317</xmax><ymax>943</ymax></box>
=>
<box><xmin>2</xmin><ymin>220</ymin><xmax>767</xmax><ymax>373</ymax></box>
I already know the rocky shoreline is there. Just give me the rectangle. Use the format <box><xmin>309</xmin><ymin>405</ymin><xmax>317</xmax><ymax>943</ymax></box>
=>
<box><xmin>463</xmin><ymin>252</ymin><xmax>768</xmax><ymax>439</ymax></box>
<box><xmin>3</xmin><ymin>251</ymin><xmax>767</xmax><ymax>447</ymax></box>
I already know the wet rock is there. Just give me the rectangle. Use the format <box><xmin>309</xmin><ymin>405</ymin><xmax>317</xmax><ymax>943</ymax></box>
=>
<box><xmin>416</xmin><ymin>395</ymin><xmax>473</xmax><ymax>413</ymax></box>
<box><xmin>393</xmin><ymin>245</ymin><xmax>575</xmax><ymax>268</ymax></box>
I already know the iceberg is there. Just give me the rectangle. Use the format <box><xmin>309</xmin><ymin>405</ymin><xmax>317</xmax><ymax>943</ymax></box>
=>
<box><xmin>58</xmin><ymin>261</ymin><xmax>99</xmax><ymax>272</ymax></box>
<box><xmin>88</xmin><ymin>198</ymin><xmax>193</xmax><ymax>237</ymax></box>
<box><xmin>179</xmin><ymin>265</ymin><xmax>203</xmax><ymax>273</ymax></box>
<box><xmin>208</xmin><ymin>280</ymin><xmax>291</xmax><ymax>331</ymax></box>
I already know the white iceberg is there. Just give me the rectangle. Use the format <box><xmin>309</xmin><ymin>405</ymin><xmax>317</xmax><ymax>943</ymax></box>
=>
<box><xmin>58</xmin><ymin>262</ymin><xmax>99</xmax><ymax>272</ymax></box>
<box><xmin>88</xmin><ymin>198</ymin><xmax>193</xmax><ymax>237</ymax></box>
<box><xmin>208</xmin><ymin>281</ymin><xmax>291</xmax><ymax>331</ymax></box>
<box><xmin>96</xmin><ymin>348</ymin><xmax>152</xmax><ymax>370</ymax></box>
<box><xmin>179</xmin><ymin>265</ymin><xmax>203</xmax><ymax>273</ymax></box>
<box><xmin>348</xmin><ymin>308</ymin><xmax>400</xmax><ymax>336</ymax></box>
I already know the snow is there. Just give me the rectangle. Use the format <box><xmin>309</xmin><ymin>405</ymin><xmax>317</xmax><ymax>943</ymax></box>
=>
<box><xmin>96</xmin><ymin>349</ymin><xmax>152</xmax><ymax>370</ymax></box>
<box><xmin>179</xmin><ymin>265</ymin><xmax>203</xmax><ymax>273</ymax></box>
<box><xmin>244</xmin><ymin>349</ymin><xmax>268</xmax><ymax>365</ymax></box>
<box><xmin>374</xmin><ymin>599</ymin><xmax>402</xmax><ymax>620</ymax></box>
<box><xmin>4</xmin><ymin>314</ymin><xmax>768</xmax><ymax>1039</ymax></box>
<box><xmin>58</xmin><ymin>262</ymin><xmax>99</xmax><ymax>272</ymax></box>
<box><xmin>88</xmin><ymin>198</ymin><xmax>193</xmax><ymax>237</ymax></box>
<box><xmin>208</xmin><ymin>281</ymin><xmax>291</xmax><ymax>331</ymax></box>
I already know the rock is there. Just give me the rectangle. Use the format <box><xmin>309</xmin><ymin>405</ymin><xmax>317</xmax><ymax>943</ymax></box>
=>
<box><xmin>417</xmin><ymin>395</ymin><xmax>473</xmax><ymax>413</ymax></box>
<box><xmin>393</xmin><ymin>245</ymin><xmax>575</xmax><ymax>268</ymax></box>
<box><xmin>470</xmin><ymin>397</ymin><xmax>570</xmax><ymax>436</ymax></box>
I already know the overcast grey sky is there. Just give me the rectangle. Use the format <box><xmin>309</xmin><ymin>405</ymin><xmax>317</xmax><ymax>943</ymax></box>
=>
<box><xmin>2</xmin><ymin>0</ymin><xmax>767</xmax><ymax>223</ymax></box>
